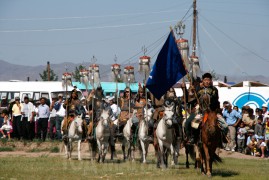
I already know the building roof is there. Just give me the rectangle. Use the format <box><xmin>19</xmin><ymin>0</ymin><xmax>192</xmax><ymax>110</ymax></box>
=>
<box><xmin>72</xmin><ymin>82</ymin><xmax>140</xmax><ymax>92</ymax></box>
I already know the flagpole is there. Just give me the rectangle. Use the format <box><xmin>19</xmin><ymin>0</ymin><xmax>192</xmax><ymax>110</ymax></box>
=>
<box><xmin>170</xmin><ymin>27</ymin><xmax>200</xmax><ymax>107</ymax></box>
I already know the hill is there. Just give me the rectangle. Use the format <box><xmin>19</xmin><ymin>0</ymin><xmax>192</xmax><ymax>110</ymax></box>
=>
<box><xmin>0</xmin><ymin>59</ymin><xmax>268</xmax><ymax>84</ymax></box>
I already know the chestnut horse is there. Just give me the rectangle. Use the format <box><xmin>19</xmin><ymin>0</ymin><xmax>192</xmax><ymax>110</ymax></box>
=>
<box><xmin>200</xmin><ymin>94</ymin><xmax>222</xmax><ymax>177</ymax></box>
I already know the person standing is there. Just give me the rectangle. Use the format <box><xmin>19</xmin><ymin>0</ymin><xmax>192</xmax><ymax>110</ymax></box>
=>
<box><xmin>54</xmin><ymin>94</ymin><xmax>65</xmax><ymax>140</ymax></box>
<box><xmin>223</xmin><ymin>102</ymin><xmax>242</xmax><ymax>152</ymax></box>
<box><xmin>12</xmin><ymin>97</ymin><xmax>22</xmax><ymax>140</ymax></box>
<box><xmin>49</xmin><ymin>96</ymin><xmax>57</xmax><ymax>140</ymax></box>
<box><xmin>21</xmin><ymin>96</ymin><xmax>35</xmax><ymax>141</ymax></box>
<box><xmin>37</xmin><ymin>97</ymin><xmax>50</xmax><ymax>141</ymax></box>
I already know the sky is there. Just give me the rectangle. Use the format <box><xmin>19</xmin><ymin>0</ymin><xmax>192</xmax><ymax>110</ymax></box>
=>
<box><xmin>0</xmin><ymin>0</ymin><xmax>268</xmax><ymax>78</ymax></box>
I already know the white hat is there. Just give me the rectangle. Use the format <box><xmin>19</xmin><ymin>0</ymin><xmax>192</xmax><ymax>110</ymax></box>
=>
<box><xmin>58</xmin><ymin>93</ymin><xmax>63</xmax><ymax>97</ymax></box>
<box><xmin>262</xmin><ymin>103</ymin><xmax>268</xmax><ymax>108</ymax></box>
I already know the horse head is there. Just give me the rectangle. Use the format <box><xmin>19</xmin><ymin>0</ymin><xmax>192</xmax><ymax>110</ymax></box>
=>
<box><xmin>143</xmin><ymin>106</ymin><xmax>154</xmax><ymax>122</ymax></box>
<box><xmin>99</xmin><ymin>109</ymin><xmax>111</xmax><ymax>127</ymax></box>
<box><xmin>74</xmin><ymin>115</ymin><xmax>83</xmax><ymax>134</ymax></box>
<box><xmin>163</xmin><ymin>100</ymin><xmax>175</xmax><ymax>128</ymax></box>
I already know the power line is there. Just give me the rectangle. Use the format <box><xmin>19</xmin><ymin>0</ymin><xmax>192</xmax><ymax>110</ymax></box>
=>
<box><xmin>0</xmin><ymin>10</ymin><xmax>181</xmax><ymax>21</ymax></box>
<box><xmin>200</xmin><ymin>14</ymin><xmax>269</xmax><ymax>63</ymax></box>
<box><xmin>0</xmin><ymin>19</ymin><xmax>178</xmax><ymax>33</ymax></box>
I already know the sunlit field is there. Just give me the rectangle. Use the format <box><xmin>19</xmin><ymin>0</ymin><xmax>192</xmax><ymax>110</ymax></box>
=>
<box><xmin>0</xmin><ymin>154</ymin><xmax>268</xmax><ymax>180</ymax></box>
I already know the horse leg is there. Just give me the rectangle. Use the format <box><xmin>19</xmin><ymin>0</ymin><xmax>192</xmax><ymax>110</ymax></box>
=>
<box><xmin>159</xmin><ymin>142</ymin><xmax>166</xmax><ymax>169</ymax></box>
<box><xmin>131</xmin><ymin>142</ymin><xmax>135</xmax><ymax>162</ymax></box>
<box><xmin>97</xmin><ymin>140</ymin><xmax>101</xmax><ymax>163</ymax></box>
<box><xmin>140</xmin><ymin>140</ymin><xmax>146</xmax><ymax>163</ymax></box>
<box><xmin>102</xmin><ymin>144</ymin><xmax>106</xmax><ymax>163</ymax></box>
<box><xmin>64</xmin><ymin>143</ymin><xmax>68</xmax><ymax>159</ymax></box>
<box><xmin>68</xmin><ymin>140</ymin><xmax>72</xmax><ymax>160</ymax></box>
<box><xmin>203</xmin><ymin>144</ymin><xmax>211</xmax><ymax>177</ymax></box>
<box><xmin>170</xmin><ymin>143</ymin><xmax>175</xmax><ymax>167</ymax></box>
<box><xmin>104</xmin><ymin>143</ymin><xmax>109</xmax><ymax>163</ymax></box>
<box><xmin>78</xmin><ymin>140</ymin><xmax>82</xmax><ymax>161</ymax></box>
<box><xmin>185</xmin><ymin>145</ymin><xmax>190</xmax><ymax>168</ymax></box>
<box><xmin>174</xmin><ymin>140</ymin><xmax>180</xmax><ymax>165</ymax></box>
<box><xmin>122</xmin><ymin>143</ymin><xmax>127</xmax><ymax>160</ymax></box>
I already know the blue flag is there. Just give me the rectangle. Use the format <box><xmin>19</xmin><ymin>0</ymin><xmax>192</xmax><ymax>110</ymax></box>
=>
<box><xmin>146</xmin><ymin>31</ymin><xmax>187</xmax><ymax>99</ymax></box>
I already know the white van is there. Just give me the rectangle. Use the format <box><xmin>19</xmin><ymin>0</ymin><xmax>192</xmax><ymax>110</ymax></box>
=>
<box><xmin>0</xmin><ymin>81</ymin><xmax>84</xmax><ymax>111</ymax></box>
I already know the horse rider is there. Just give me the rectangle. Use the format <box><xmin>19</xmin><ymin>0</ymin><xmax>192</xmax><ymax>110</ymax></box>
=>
<box><xmin>149</xmin><ymin>92</ymin><xmax>165</xmax><ymax>149</ymax></box>
<box><xmin>61</xmin><ymin>88</ymin><xmax>86</xmax><ymax>140</ymax></box>
<box><xmin>164</xmin><ymin>87</ymin><xmax>184</xmax><ymax>141</ymax></box>
<box><xmin>185</xmin><ymin>72</ymin><xmax>228</xmax><ymax>144</ymax></box>
<box><xmin>117</xmin><ymin>87</ymin><xmax>135</xmax><ymax>137</ymax></box>
<box><xmin>86</xmin><ymin>85</ymin><xmax>105</xmax><ymax>140</ymax></box>
<box><xmin>132</xmin><ymin>84</ymin><xmax>149</xmax><ymax>140</ymax></box>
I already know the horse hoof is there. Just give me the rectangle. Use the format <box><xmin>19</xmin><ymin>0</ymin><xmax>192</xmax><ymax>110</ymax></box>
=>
<box><xmin>207</xmin><ymin>174</ymin><xmax>212</xmax><ymax>178</ymax></box>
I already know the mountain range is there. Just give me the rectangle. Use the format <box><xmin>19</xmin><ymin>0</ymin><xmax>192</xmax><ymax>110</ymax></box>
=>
<box><xmin>0</xmin><ymin>59</ymin><xmax>268</xmax><ymax>84</ymax></box>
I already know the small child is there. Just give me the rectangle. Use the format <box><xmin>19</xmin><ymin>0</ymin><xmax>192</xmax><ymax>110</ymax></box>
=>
<box><xmin>237</xmin><ymin>122</ymin><xmax>247</xmax><ymax>153</ymax></box>
<box><xmin>0</xmin><ymin>109</ymin><xmax>12</xmax><ymax>140</ymax></box>
<box><xmin>256</xmin><ymin>136</ymin><xmax>266</xmax><ymax>158</ymax></box>
<box><xmin>247</xmin><ymin>136</ymin><xmax>257</xmax><ymax>156</ymax></box>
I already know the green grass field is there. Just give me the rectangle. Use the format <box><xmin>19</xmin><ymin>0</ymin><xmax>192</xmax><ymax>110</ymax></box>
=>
<box><xmin>0</xmin><ymin>155</ymin><xmax>268</xmax><ymax>180</ymax></box>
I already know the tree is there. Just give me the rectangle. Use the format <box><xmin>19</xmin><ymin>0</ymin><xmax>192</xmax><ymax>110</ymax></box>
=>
<box><xmin>73</xmin><ymin>65</ymin><xmax>86</xmax><ymax>82</ymax></box>
<box><xmin>39</xmin><ymin>69</ymin><xmax>58</xmax><ymax>81</ymax></box>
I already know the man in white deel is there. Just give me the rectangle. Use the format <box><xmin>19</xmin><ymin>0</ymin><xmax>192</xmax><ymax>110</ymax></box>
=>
<box><xmin>21</xmin><ymin>96</ymin><xmax>35</xmax><ymax>141</ymax></box>
<box><xmin>54</xmin><ymin>94</ymin><xmax>65</xmax><ymax>140</ymax></box>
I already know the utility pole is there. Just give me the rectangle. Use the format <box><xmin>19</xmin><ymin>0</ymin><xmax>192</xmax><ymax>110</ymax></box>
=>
<box><xmin>192</xmin><ymin>0</ymin><xmax>197</xmax><ymax>57</ymax></box>
<box><xmin>47</xmin><ymin>61</ymin><xmax>50</xmax><ymax>81</ymax></box>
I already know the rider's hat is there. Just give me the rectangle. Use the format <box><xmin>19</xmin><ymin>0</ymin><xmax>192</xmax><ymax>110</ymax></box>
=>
<box><xmin>202</xmin><ymin>72</ymin><xmax>212</xmax><ymax>79</ymax></box>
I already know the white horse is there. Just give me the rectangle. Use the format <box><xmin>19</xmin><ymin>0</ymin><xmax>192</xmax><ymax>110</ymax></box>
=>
<box><xmin>95</xmin><ymin>108</ymin><xmax>111</xmax><ymax>163</ymax></box>
<box><xmin>63</xmin><ymin>115</ymin><xmax>84</xmax><ymax>160</ymax></box>
<box><xmin>122</xmin><ymin>109</ymin><xmax>137</xmax><ymax>161</ymax></box>
<box><xmin>156</xmin><ymin>102</ymin><xmax>176</xmax><ymax>168</ymax></box>
<box><xmin>138</xmin><ymin>106</ymin><xmax>154</xmax><ymax>163</ymax></box>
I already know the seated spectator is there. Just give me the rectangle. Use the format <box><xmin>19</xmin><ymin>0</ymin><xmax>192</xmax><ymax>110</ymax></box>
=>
<box><xmin>0</xmin><ymin>109</ymin><xmax>12</xmax><ymax>140</ymax></box>
<box><xmin>255</xmin><ymin>116</ymin><xmax>264</xmax><ymax>139</ymax></box>
<box><xmin>246</xmin><ymin>136</ymin><xmax>257</xmax><ymax>156</ymax></box>
<box><xmin>246</xmin><ymin>129</ymin><xmax>255</xmax><ymax>146</ymax></box>
<box><xmin>237</xmin><ymin>122</ymin><xmax>247</xmax><ymax>153</ymax></box>
<box><xmin>256</xmin><ymin>136</ymin><xmax>266</xmax><ymax>158</ymax></box>
<box><xmin>264</xmin><ymin>116</ymin><xmax>269</xmax><ymax>154</ymax></box>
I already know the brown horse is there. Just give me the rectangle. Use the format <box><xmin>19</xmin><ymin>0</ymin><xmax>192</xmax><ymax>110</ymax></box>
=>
<box><xmin>200</xmin><ymin>94</ymin><xmax>222</xmax><ymax>177</ymax></box>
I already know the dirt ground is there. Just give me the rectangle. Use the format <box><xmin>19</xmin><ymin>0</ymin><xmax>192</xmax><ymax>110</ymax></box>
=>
<box><xmin>0</xmin><ymin>141</ymin><xmax>267</xmax><ymax>161</ymax></box>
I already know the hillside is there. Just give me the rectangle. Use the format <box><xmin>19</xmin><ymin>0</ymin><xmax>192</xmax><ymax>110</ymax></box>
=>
<box><xmin>0</xmin><ymin>59</ymin><xmax>268</xmax><ymax>84</ymax></box>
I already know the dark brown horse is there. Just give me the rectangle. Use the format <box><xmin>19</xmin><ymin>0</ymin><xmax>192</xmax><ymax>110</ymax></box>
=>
<box><xmin>200</xmin><ymin>94</ymin><xmax>222</xmax><ymax>177</ymax></box>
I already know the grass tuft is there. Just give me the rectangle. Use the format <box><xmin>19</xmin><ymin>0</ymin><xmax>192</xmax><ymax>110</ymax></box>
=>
<box><xmin>0</xmin><ymin>146</ymin><xmax>14</xmax><ymax>151</ymax></box>
<box><xmin>50</xmin><ymin>146</ymin><xmax>60</xmax><ymax>153</ymax></box>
